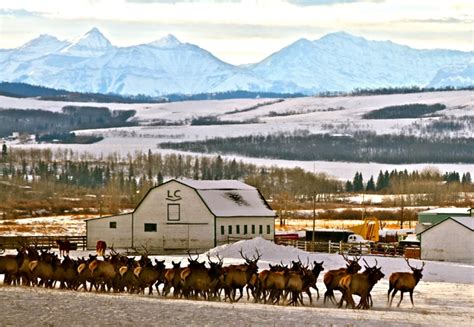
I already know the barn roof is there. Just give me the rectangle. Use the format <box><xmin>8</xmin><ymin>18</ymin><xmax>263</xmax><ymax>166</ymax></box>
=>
<box><xmin>418</xmin><ymin>216</ymin><xmax>474</xmax><ymax>235</ymax></box>
<box><xmin>174</xmin><ymin>179</ymin><xmax>275</xmax><ymax>217</ymax></box>
<box><xmin>177</xmin><ymin>179</ymin><xmax>256</xmax><ymax>190</ymax></box>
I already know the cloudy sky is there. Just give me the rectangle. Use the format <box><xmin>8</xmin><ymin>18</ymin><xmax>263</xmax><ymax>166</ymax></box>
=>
<box><xmin>0</xmin><ymin>0</ymin><xmax>472</xmax><ymax>64</ymax></box>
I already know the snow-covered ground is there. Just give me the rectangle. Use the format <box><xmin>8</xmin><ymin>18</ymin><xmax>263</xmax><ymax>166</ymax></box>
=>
<box><xmin>0</xmin><ymin>237</ymin><xmax>473</xmax><ymax>326</ymax></box>
<box><xmin>3</xmin><ymin>91</ymin><xmax>474</xmax><ymax>179</ymax></box>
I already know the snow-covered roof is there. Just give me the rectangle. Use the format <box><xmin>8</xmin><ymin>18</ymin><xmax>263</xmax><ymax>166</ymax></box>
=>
<box><xmin>419</xmin><ymin>207</ymin><xmax>471</xmax><ymax>215</ymax></box>
<box><xmin>197</xmin><ymin>189</ymin><xmax>275</xmax><ymax>217</ymax></box>
<box><xmin>418</xmin><ymin>216</ymin><xmax>474</xmax><ymax>235</ymax></box>
<box><xmin>177</xmin><ymin>179</ymin><xmax>256</xmax><ymax>190</ymax></box>
<box><xmin>173</xmin><ymin>179</ymin><xmax>274</xmax><ymax>217</ymax></box>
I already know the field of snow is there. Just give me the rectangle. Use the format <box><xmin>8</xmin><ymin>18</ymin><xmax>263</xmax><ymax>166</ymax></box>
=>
<box><xmin>1</xmin><ymin>237</ymin><xmax>473</xmax><ymax>326</ymax></box>
<box><xmin>3</xmin><ymin>91</ymin><xmax>474</xmax><ymax>179</ymax></box>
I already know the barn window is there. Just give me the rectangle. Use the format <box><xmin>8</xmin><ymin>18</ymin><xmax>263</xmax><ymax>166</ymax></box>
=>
<box><xmin>236</xmin><ymin>225</ymin><xmax>240</xmax><ymax>234</ymax></box>
<box><xmin>259</xmin><ymin>225</ymin><xmax>263</xmax><ymax>234</ymax></box>
<box><xmin>109</xmin><ymin>221</ymin><xmax>117</xmax><ymax>229</ymax></box>
<box><xmin>244</xmin><ymin>225</ymin><xmax>248</xmax><ymax>234</ymax></box>
<box><xmin>267</xmin><ymin>225</ymin><xmax>271</xmax><ymax>234</ymax></box>
<box><xmin>221</xmin><ymin>225</ymin><xmax>225</xmax><ymax>235</ymax></box>
<box><xmin>251</xmin><ymin>225</ymin><xmax>255</xmax><ymax>234</ymax></box>
<box><xmin>167</xmin><ymin>203</ymin><xmax>180</xmax><ymax>221</ymax></box>
<box><xmin>144</xmin><ymin>223</ymin><xmax>157</xmax><ymax>232</ymax></box>
<box><xmin>228</xmin><ymin>225</ymin><xmax>233</xmax><ymax>235</ymax></box>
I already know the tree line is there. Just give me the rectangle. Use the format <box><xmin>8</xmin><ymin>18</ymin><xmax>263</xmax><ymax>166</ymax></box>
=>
<box><xmin>160</xmin><ymin>131</ymin><xmax>474</xmax><ymax>164</ymax></box>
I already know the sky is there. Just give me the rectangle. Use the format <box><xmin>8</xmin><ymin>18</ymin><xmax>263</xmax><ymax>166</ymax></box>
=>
<box><xmin>0</xmin><ymin>0</ymin><xmax>472</xmax><ymax>64</ymax></box>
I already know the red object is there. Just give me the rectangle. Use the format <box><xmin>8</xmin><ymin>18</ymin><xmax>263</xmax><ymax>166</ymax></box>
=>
<box><xmin>275</xmin><ymin>233</ymin><xmax>299</xmax><ymax>240</ymax></box>
<box><xmin>96</xmin><ymin>240</ymin><xmax>107</xmax><ymax>256</ymax></box>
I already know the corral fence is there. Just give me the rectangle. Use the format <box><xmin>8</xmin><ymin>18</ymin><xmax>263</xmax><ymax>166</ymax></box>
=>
<box><xmin>0</xmin><ymin>235</ymin><xmax>87</xmax><ymax>251</ymax></box>
<box><xmin>275</xmin><ymin>238</ymin><xmax>420</xmax><ymax>258</ymax></box>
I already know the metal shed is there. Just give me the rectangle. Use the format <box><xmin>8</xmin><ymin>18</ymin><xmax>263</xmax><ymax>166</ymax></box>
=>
<box><xmin>418</xmin><ymin>216</ymin><xmax>474</xmax><ymax>264</ymax></box>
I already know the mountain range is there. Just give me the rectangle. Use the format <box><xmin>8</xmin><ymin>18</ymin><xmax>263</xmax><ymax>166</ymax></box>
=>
<box><xmin>0</xmin><ymin>28</ymin><xmax>472</xmax><ymax>96</ymax></box>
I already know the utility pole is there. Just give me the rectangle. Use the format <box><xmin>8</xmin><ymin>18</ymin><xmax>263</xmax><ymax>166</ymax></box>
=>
<box><xmin>312</xmin><ymin>191</ymin><xmax>316</xmax><ymax>247</ymax></box>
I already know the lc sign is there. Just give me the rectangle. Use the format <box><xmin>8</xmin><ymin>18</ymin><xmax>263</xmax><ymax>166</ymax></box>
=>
<box><xmin>166</xmin><ymin>190</ymin><xmax>182</xmax><ymax>201</ymax></box>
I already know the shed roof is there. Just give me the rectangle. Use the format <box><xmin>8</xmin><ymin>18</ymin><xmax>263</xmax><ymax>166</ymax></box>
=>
<box><xmin>418</xmin><ymin>207</ymin><xmax>471</xmax><ymax>215</ymax></box>
<box><xmin>418</xmin><ymin>216</ymin><xmax>474</xmax><ymax>235</ymax></box>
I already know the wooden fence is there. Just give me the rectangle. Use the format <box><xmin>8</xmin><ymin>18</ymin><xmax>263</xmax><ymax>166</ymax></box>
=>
<box><xmin>0</xmin><ymin>235</ymin><xmax>87</xmax><ymax>251</ymax></box>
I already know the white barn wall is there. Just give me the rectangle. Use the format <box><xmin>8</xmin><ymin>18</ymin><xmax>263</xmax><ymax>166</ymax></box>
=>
<box><xmin>133</xmin><ymin>181</ymin><xmax>214</xmax><ymax>250</ymax></box>
<box><xmin>216</xmin><ymin>217</ymin><xmax>275</xmax><ymax>245</ymax></box>
<box><xmin>86</xmin><ymin>213</ymin><xmax>132</xmax><ymax>250</ymax></box>
<box><xmin>420</xmin><ymin>219</ymin><xmax>474</xmax><ymax>264</ymax></box>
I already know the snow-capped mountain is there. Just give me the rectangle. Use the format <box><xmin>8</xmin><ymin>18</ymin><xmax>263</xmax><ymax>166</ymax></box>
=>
<box><xmin>0</xmin><ymin>29</ymin><xmax>472</xmax><ymax>96</ymax></box>
<box><xmin>250</xmin><ymin>32</ymin><xmax>473</xmax><ymax>93</ymax></box>
<box><xmin>60</xmin><ymin>27</ymin><xmax>114</xmax><ymax>57</ymax></box>
<box><xmin>428</xmin><ymin>62</ymin><xmax>474</xmax><ymax>88</ymax></box>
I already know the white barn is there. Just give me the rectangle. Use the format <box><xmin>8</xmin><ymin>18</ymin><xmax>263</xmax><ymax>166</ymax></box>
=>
<box><xmin>418</xmin><ymin>216</ymin><xmax>474</xmax><ymax>264</ymax></box>
<box><xmin>86</xmin><ymin>179</ymin><xmax>276</xmax><ymax>253</ymax></box>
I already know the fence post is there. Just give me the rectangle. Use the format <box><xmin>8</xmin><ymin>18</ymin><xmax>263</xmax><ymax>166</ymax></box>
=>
<box><xmin>339</xmin><ymin>241</ymin><xmax>342</xmax><ymax>254</ymax></box>
<box><xmin>328</xmin><ymin>240</ymin><xmax>331</xmax><ymax>254</ymax></box>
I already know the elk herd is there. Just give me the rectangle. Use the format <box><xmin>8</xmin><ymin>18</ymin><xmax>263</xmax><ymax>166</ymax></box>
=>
<box><xmin>0</xmin><ymin>246</ymin><xmax>425</xmax><ymax>309</ymax></box>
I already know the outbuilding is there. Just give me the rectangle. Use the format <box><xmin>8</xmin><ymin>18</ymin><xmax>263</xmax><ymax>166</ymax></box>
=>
<box><xmin>418</xmin><ymin>216</ymin><xmax>474</xmax><ymax>264</ymax></box>
<box><xmin>86</xmin><ymin>179</ymin><xmax>276</xmax><ymax>253</ymax></box>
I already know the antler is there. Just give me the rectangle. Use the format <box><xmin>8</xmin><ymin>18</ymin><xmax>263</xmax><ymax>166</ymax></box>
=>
<box><xmin>362</xmin><ymin>258</ymin><xmax>370</xmax><ymax>268</ymax></box>
<box><xmin>253</xmin><ymin>248</ymin><xmax>262</xmax><ymax>261</ymax></box>
<box><xmin>239</xmin><ymin>248</ymin><xmax>250</xmax><ymax>263</ymax></box>
<box><xmin>405</xmin><ymin>258</ymin><xmax>415</xmax><ymax>269</ymax></box>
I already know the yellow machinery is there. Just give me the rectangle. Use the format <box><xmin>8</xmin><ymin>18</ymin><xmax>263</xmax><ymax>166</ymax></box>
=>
<box><xmin>349</xmin><ymin>217</ymin><xmax>380</xmax><ymax>242</ymax></box>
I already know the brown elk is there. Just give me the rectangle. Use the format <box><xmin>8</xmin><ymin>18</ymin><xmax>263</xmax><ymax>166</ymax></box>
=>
<box><xmin>338</xmin><ymin>259</ymin><xmax>385</xmax><ymax>309</ymax></box>
<box><xmin>134</xmin><ymin>259</ymin><xmax>166</xmax><ymax>295</ymax></box>
<box><xmin>181</xmin><ymin>252</ymin><xmax>223</xmax><ymax>300</ymax></box>
<box><xmin>323</xmin><ymin>253</ymin><xmax>362</xmax><ymax>304</ymax></box>
<box><xmin>88</xmin><ymin>256</ymin><xmax>116</xmax><ymax>292</ymax></box>
<box><xmin>302</xmin><ymin>260</ymin><xmax>324</xmax><ymax>304</ymax></box>
<box><xmin>56</xmin><ymin>240</ymin><xmax>71</xmax><ymax>257</ymax></box>
<box><xmin>388</xmin><ymin>258</ymin><xmax>425</xmax><ymax>307</ymax></box>
<box><xmin>162</xmin><ymin>261</ymin><xmax>183</xmax><ymax>297</ymax></box>
<box><xmin>29</xmin><ymin>250</ymin><xmax>57</xmax><ymax>288</ymax></box>
<box><xmin>0</xmin><ymin>250</ymin><xmax>22</xmax><ymax>285</ymax></box>
<box><xmin>222</xmin><ymin>249</ymin><xmax>260</xmax><ymax>302</ymax></box>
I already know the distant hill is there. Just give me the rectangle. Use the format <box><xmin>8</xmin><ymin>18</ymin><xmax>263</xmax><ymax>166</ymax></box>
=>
<box><xmin>0</xmin><ymin>28</ymin><xmax>472</xmax><ymax>96</ymax></box>
<box><xmin>0</xmin><ymin>82</ymin><xmax>302</xmax><ymax>103</ymax></box>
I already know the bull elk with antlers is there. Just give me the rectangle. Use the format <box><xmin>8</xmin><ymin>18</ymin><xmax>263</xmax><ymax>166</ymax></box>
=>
<box><xmin>388</xmin><ymin>258</ymin><xmax>425</xmax><ymax>307</ymax></box>
<box><xmin>323</xmin><ymin>253</ymin><xmax>362</xmax><ymax>305</ymax></box>
<box><xmin>222</xmin><ymin>249</ymin><xmax>261</xmax><ymax>302</ymax></box>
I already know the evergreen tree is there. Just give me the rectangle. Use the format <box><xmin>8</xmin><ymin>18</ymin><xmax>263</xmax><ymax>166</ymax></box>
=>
<box><xmin>366</xmin><ymin>176</ymin><xmax>375</xmax><ymax>192</ymax></box>
<box><xmin>157</xmin><ymin>171</ymin><xmax>164</xmax><ymax>185</ymax></box>
<box><xmin>345</xmin><ymin>180</ymin><xmax>353</xmax><ymax>192</ymax></box>
<box><xmin>1</xmin><ymin>144</ymin><xmax>7</xmax><ymax>160</ymax></box>
<box><xmin>353</xmin><ymin>172</ymin><xmax>364</xmax><ymax>192</ymax></box>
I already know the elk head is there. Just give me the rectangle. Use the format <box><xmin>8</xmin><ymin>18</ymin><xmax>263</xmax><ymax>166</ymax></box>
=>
<box><xmin>405</xmin><ymin>258</ymin><xmax>425</xmax><ymax>279</ymax></box>
<box><xmin>341</xmin><ymin>253</ymin><xmax>362</xmax><ymax>273</ymax></box>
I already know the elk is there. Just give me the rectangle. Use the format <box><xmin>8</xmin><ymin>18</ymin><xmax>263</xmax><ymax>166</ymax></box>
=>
<box><xmin>388</xmin><ymin>258</ymin><xmax>425</xmax><ymax>307</ymax></box>
<box><xmin>88</xmin><ymin>255</ymin><xmax>116</xmax><ymax>292</ymax></box>
<box><xmin>323</xmin><ymin>254</ymin><xmax>362</xmax><ymax>304</ymax></box>
<box><xmin>338</xmin><ymin>259</ymin><xmax>385</xmax><ymax>309</ymax></box>
<box><xmin>302</xmin><ymin>260</ymin><xmax>324</xmax><ymax>304</ymax></box>
<box><xmin>0</xmin><ymin>250</ymin><xmax>22</xmax><ymax>285</ymax></box>
<box><xmin>134</xmin><ymin>259</ymin><xmax>166</xmax><ymax>295</ymax></box>
<box><xmin>181</xmin><ymin>252</ymin><xmax>222</xmax><ymax>300</ymax></box>
<box><xmin>56</xmin><ymin>240</ymin><xmax>71</xmax><ymax>257</ymax></box>
<box><xmin>222</xmin><ymin>249</ymin><xmax>260</xmax><ymax>302</ymax></box>
<box><xmin>162</xmin><ymin>261</ymin><xmax>183</xmax><ymax>297</ymax></box>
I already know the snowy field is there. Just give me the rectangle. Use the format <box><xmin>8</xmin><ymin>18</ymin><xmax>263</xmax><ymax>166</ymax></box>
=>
<box><xmin>4</xmin><ymin>90</ymin><xmax>474</xmax><ymax>180</ymax></box>
<box><xmin>1</xmin><ymin>238</ymin><xmax>473</xmax><ymax>326</ymax></box>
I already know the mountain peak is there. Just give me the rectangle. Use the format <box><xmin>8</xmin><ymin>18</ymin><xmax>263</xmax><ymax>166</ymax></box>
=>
<box><xmin>61</xmin><ymin>27</ymin><xmax>112</xmax><ymax>57</ymax></box>
<box><xmin>148</xmin><ymin>34</ymin><xmax>182</xmax><ymax>48</ymax></box>
<box><xmin>20</xmin><ymin>34</ymin><xmax>63</xmax><ymax>48</ymax></box>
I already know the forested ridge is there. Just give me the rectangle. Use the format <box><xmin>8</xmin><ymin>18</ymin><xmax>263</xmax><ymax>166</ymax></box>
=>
<box><xmin>160</xmin><ymin>132</ymin><xmax>474</xmax><ymax>164</ymax></box>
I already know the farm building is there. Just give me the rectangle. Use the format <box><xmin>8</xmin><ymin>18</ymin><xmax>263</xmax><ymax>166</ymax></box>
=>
<box><xmin>418</xmin><ymin>216</ymin><xmax>474</xmax><ymax>264</ymax></box>
<box><xmin>415</xmin><ymin>207</ymin><xmax>472</xmax><ymax>234</ymax></box>
<box><xmin>86</xmin><ymin>179</ymin><xmax>276</xmax><ymax>253</ymax></box>
<box><xmin>417</xmin><ymin>207</ymin><xmax>472</xmax><ymax>225</ymax></box>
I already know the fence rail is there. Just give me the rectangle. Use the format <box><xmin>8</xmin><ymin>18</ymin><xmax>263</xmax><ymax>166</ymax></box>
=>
<box><xmin>275</xmin><ymin>239</ymin><xmax>407</xmax><ymax>256</ymax></box>
<box><xmin>0</xmin><ymin>235</ymin><xmax>87</xmax><ymax>251</ymax></box>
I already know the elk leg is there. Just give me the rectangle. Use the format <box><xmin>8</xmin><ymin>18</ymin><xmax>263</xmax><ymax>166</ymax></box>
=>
<box><xmin>409</xmin><ymin>290</ymin><xmax>415</xmax><ymax>307</ymax></box>
<box><xmin>306</xmin><ymin>289</ymin><xmax>313</xmax><ymax>305</ymax></box>
<box><xmin>397</xmin><ymin>291</ymin><xmax>404</xmax><ymax>307</ymax></box>
<box><xmin>389</xmin><ymin>289</ymin><xmax>398</xmax><ymax>307</ymax></box>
